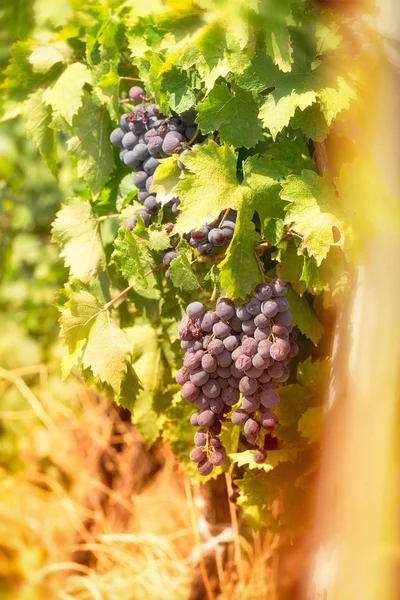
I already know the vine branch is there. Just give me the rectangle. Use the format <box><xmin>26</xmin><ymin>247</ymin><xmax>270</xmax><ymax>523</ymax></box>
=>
<box><xmin>103</xmin><ymin>264</ymin><xmax>165</xmax><ymax>310</ymax></box>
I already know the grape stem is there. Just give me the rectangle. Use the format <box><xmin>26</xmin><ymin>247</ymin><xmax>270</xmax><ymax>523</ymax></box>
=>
<box><xmin>119</xmin><ymin>76</ymin><xmax>142</xmax><ymax>81</ymax></box>
<box><xmin>97</xmin><ymin>214</ymin><xmax>121</xmax><ymax>222</ymax></box>
<box><xmin>119</xmin><ymin>98</ymin><xmax>134</xmax><ymax>104</ymax></box>
<box><xmin>103</xmin><ymin>264</ymin><xmax>165</xmax><ymax>310</ymax></box>
<box><xmin>218</xmin><ymin>207</ymin><xmax>231</xmax><ymax>228</ymax></box>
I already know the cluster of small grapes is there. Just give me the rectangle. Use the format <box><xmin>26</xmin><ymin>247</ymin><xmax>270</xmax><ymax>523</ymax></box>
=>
<box><xmin>176</xmin><ymin>279</ymin><xmax>298</xmax><ymax>475</ymax></box>
<box><xmin>109</xmin><ymin>86</ymin><xmax>197</xmax><ymax>229</ymax></box>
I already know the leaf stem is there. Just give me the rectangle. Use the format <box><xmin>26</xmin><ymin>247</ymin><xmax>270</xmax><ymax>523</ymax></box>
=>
<box><xmin>103</xmin><ymin>264</ymin><xmax>165</xmax><ymax>310</ymax></box>
<box><xmin>119</xmin><ymin>76</ymin><xmax>142</xmax><ymax>81</ymax></box>
<box><xmin>119</xmin><ymin>98</ymin><xmax>134</xmax><ymax>104</ymax></box>
<box><xmin>97</xmin><ymin>214</ymin><xmax>121</xmax><ymax>222</ymax></box>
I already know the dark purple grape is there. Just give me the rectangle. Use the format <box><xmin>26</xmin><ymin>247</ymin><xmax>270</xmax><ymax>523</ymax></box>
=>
<box><xmin>124</xmin><ymin>151</ymin><xmax>142</xmax><ymax>168</ymax></box>
<box><xmin>208</xmin><ymin>228</ymin><xmax>225</xmax><ymax>246</ymax></box>
<box><xmin>129</xmin><ymin>120</ymin><xmax>146</xmax><ymax>135</ymax></box>
<box><xmin>259</xmin><ymin>411</ymin><xmax>278</xmax><ymax>430</ymax></box>
<box><xmin>190</xmin><ymin>447</ymin><xmax>206</xmax><ymax>462</ymax></box>
<box><xmin>268</xmin><ymin>362</ymin><xmax>285</xmax><ymax>379</ymax></box>
<box><xmin>122</xmin><ymin>131</ymin><xmax>139</xmax><ymax>149</ymax></box>
<box><xmin>239</xmin><ymin>376</ymin><xmax>258</xmax><ymax>395</ymax></box>
<box><xmin>217</xmin><ymin>350</ymin><xmax>232</xmax><ymax>368</ymax></box>
<box><xmin>254</xmin><ymin>313</ymin><xmax>270</xmax><ymax>328</ymax></box>
<box><xmin>272</xmin><ymin>324</ymin><xmax>289</xmax><ymax>338</ymax></box>
<box><xmin>223</xmin><ymin>335</ymin><xmax>239</xmax><ymax>351</ymax></box>
<box><xmin>129</xmin><ymin>86</ymin><xmax>145</xmax><ymax>101</ymax></box>
<box><xmin>244</xmin><ymin>366</ymin><xmax>264</xmax><ymax>378</ymax></box>
<box><xmin>195</xmin><ymin>394</ymin><xmax>211</xmax><ymax>409</ymax></box>
<box><xmin>137</xmin><ymin>190</ymin><xmax>149</xmax><ymax>203</ymax></box>
<box><xmin>212</xmin><ymin>322</ymin><xmax>231</xmax><ymax>340</ymax></box>
<box><xmin>163</xmin><ymin>250</ymin><xmax>178</xmax><ymax>267</ymax></box>
<box><xmin>229</xmin><ymin>363</ymin><xmax>242</xmax><ymax>379</ymax></box>
<box><xmin>242</xmin><ymin>337</ymin><xmax>258</xmax><ymax>357</ymax></box>
<box><xmin>253</xmin><ymin>448</ymin><xmax>267</xmax><ymax>463</ymax></box>
<box><xmin>110</xmin><ymin>128</ymin><xmax>125</xmax><ymax>147</ymax></box>
<box><xmin>209</xmin><ymin>436</ymin><xmax>221</xmax><ymax>447</ymax></box>
<box><xmin>181</xmin><ymin>381</ymin><xmax>200</xmax><ymax>402</ymax></box>
<box><xmin>210</xmin><ymin>396</ymin><xmax>224</xmax><ymax>413</ymax></box>
<box><xmin>261</xmin><ymin>300</ymin><xmax>279</xmax><ymax>317</ymax></box>
<box><xmin>254</xmin><ymin>283</ymin><xmax>273</xmax><ymax>301</ymax></box>
<box><xmin>242</xmin><ymin>394</ymin><xmax>261</xmax><ymax>412</ymax></box>
<box><xmin>221</xmin><ymin>220</ymin><xmax>235</xmax><ymax>239</ymax></box>
<box><xmin>289</xmin><ymin>342</ymin><xmax>299</xmax><ymax>357</ymax></box>
<box><xmin>272</xmin><ymin>278</ymin><xmax>287</xmax><ymax>296</ymax></box>
<box><xmin>194</xmin><ymin>430</ymin><xmax>207</xmax><ymax>446</ymax></box>
<box><xmin>207</xmin><ymin>339</ymin><xmax>225</xmax><ymax>356</ymax></box>
<box><xmin>274</xmin><ymin>311</ymin><xmax>292</xmax><ymax>327</ymax></box>
<box><xmin>241</xmin><ymin>320</ymin><xmax>257</xmax><ymax>335</ymax></box>
<box><xmin>244</xmin><ymin>418</ymin><xmax>260</xmax><ymax>437</ymax></box>
<box><xmin>145</xmin><ymin>176</ymin><xmax>153</xmax><ymax>191</ymax></box>
<box><xmin>236</xmin><ymin>305</ymin><xmax>251</xmax><ymax>321</ymax></box>
<box><xmin>201</xmin><ymin>354</ymin><xmax>217</xmax><ymax>373</ymax></box>
<box><xmin>246</xmin><ymin>298</ymin><xmax>261</xmax><ymax>315</ymax></box>
<box><xmin>254</xmin><ymin>328</ymin><xmax>269</xmax><ymax>342</ymax></box>
<box><xmin>216</xmin><ymin>298</ymin><xmax>235</xmax><ymax>320</ymax></box>
<box><xmin>186</xmin><ymin>302</ymin><xmax>205</xmax><ymax>320</ymax></box>
<box><xmin>275</xmin><ymin>297</ymin><xmax>289</xmax><ymax>312</ymax></box>
<box><xmin>133</xmin><ymin>171</ymin><xmax>148</xmax><ymax>188</ymax></box>
<box><xmin>257</xmin><ymin>370</ymin><xmax>272</xmax><ymax>383</ymax></box>
<box><xmin>198</xmin><ymin>460</ymin><xmax>214</xmax><ymax>475</ymax></box>
<box><xmin>175</xmin><ymin>367</ymin><xmax>190</xmax><ymax>385</ymax></box>
<box><xmin>228</xmin><ymin>315</ymin><xmax>243</xmax><ymax>333</ymax></box>
<box><xmin>190</xmin><ymin>412</ymin><xmax>199</xmax><ymax>426</ymax></box>
<box><xmin>221</xmin><ymin>387</ymin><xmax>240</xmax><ymax>406</ymax></box>
<box><xmin>270</xmin><ymin>340</ymin><xmax>290</xmax><ymax>361</ymax></box>
<box><xmin>209</xmin><ymin>448</ymin><xmax>225</xmax><ymax>466</ymax></box>
<box><xmin>144</xmin><ymin>195</ymin><xmax>159</xmax><ymax>214</ymax></box>
<box><xmin>260</xmin><ymin>387</ymin><xmax>280</xmax><ymax>408</ymax></box>
<box><xmin>119</xmin><ymin>114</ymin><xmax>130</xmax><ymax>132</ymax></box>
<box><xmin>190</xmin><ymin>368</ymin><xmax>209</xmax><ymax>386</ymax></box>
<box><xmin>167</xmin><ymin>117</ymin><xmax>185</xmax><ymax>133</ymax></box>
<box><xmin>162</xmin><ymin>132</ymin><xmax>182</xmax><ymax>155</ymax></box>
<box><xmin>274</xmin><ymin>366</ymin><xmax>290</xmax><ymax>382</ymax></box>
<box><xmin>198</xmin><ymin>242</ymin><xmax>213</xmax><ymax>256</ymax></box>
<box><xmin>227</xmin><ymin>376</ymin><xmax>240</xmax><ymax>388</ymax></box>
<box><xmin>252</xmin><ymin>354</ymin><xmax>270</xmax><ymax>369</ymax></box>
<box><xmin>191</xmin><ymin>227</ymin><xmax>209</xmax><ymax>242</ymax></box>
<box><xmin>185</xmin><ymin>125</ymin><xmax>197</xmax><ymax>139</ymax></box>
<box><xmin>198</xmin><ymin>409</ymin><xmax>216</xmax><ymax>428</ymax></box>
<box><xmin>209</xmin><ymin>421</ymin><xmax>222</xmax><ymax>435</ymax></box>
<box><xmin>258</xmin><ymin>339</ymin><xmax>272</xmax><ymax>358</ymax></box>
<box><xmin>143</xmin><ymin>156</ymin><xmax>159</xmax><ymax>175</ymax></box>
<box><xmin>199</xmin><ymin>311</ymin><xmax>217</xmax><ymax>333</ymax></box>
<box><xmin>202</xmin><ymin>379</ymin><xmax>221</xmax><ymax>399</ymax></box>
<box><xmin>231</xmin><ymin>410</ymin><xmax>250</xmax><ymax>426</ymax></box>
<box><xmin>119</xmin><ymin>149</ymin><xmax>128</xmax><ymax>161</ymax></box>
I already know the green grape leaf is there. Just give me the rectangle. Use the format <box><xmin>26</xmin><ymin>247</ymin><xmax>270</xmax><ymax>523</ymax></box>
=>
<box><xmin>237</xmin><ymin>50</ymin><xmax>278</xmax><ymax>93</ymax></box>
<box><xmin>43</xmin><ymin>62</ymin><xmax>92</xmax><ymax>125</ymax></box>
<box><xmin>276</xmin><ymin>240</ymin><xmax>306</xmax><ymax>295</ymax></box>
<box><xmin>28</xmin><ymin>44</ymin><xmax>66</xmax><ymax>73</ymax></box>
<box><xmin>230</xmin><ymin>448</ymin><xmax>297</xmax><ymax>471</ymax></box>
<box><xmin>291</xmin><ymin>103</ymin><xmax>330</xmax><ymax>142</ymax></box>
<box><xmin>173</xmin><ymin>141</ymin><xmax>244</xmax><ymax>234</ymax></box>
<box><xmin>52</xmin><ymin>198</ymin><xmax>106</xmax><ymax>281</ymax></box>
<box><xmin>147</xmin><ymin>228</ymin><xmax>171</xmax><ymax>252</ymax></box>
<box><xmin>266</xmin><ymin>136</ymin><xmax>316</xmax><ymax>175</ymax></box>
<box><xmin>261</xmin><ymin>0</ymin><xmax>294</xmax><ymax>72</ymax></box>
<box><xmin>196</xmin><ymin>83</ymin><xmax>263</xmax><ymax>148</ymax></box>
<box><xmin>275</xmin><ymin>384</ymin><xmax>311</xmax><ymax>446</ymax></box>
<box><xmin>286</xmin><ymin>286</ymin><xmax>323</xmax><ymax>345</ymax></box>
<box><xmin>262</xmin><ymin>219</ymin><xmax>285</xmax><ymax>246</ymax></box>
<box><xmin>300</xmin><ymin>255</ymin><xmax>327</xmax><ymax>291</ymax></box>
<box><xmin>67</xmin><ymin>92</ymin><xmax>115</xmax><ymax>198</ymax></box>
<box><xmin>242</xmin><ymin>154</ymin><xmax>290</xmax><ymax>221</ymax></box>
<box><xmin>151</xmin><ymin>156</ymin><xmax>181</xmax><ymax>205</ymax></box>
<box><xmin>297</xmin><ymin>357</ymin><xmax>330</xmax><ymax>397</ymax></box>
<box><xmin>92</xmin><ymin>60</ymin><xmax>120</xmax><ymax>121</ymax></box>
<box><xmin>298</xmin><ymin>407</ymin><xmax>323</xmax><ymax>444</ymax></box>
<box><xmin>59</xmin><ymin>289</ymin><xmax>133</xmax><ymax>394</ymax></box>
<box><xmin>169</xmin><ymin>239</ymin><xmax>199</xmax><ymax>292</ymax></box>
<box><xmin>111</xmin><ymin>229</ymin><xmax>149</xmax><ymax>293</ymax></box>
<box><xmin>161</xmin><ymin>67</ymin><xmax>197</xmax><ymax>113</ymax></box>
<box><xmin>280</xmin><ymin>170</ymin><xmax>342</xmax><ymax>265</ymax></box>
<box><xmin>25</xmin><ymin>88</ymin><xmax>58</xmax><ymax>178</ymax></box>
<box><xmin>218</xmin><ymin>198</ymin><xmax>260</xmax><ymax>301</ymax></box>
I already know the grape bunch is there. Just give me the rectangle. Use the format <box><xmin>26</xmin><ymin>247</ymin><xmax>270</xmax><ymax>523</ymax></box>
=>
<box><xmin>188</xmin><ymin>215</ymin><xmax>236</xmax><ymax>256</ymax></box>
<box><xmin>109</xmin><ymin>86</ymin><xmax>197</xmax><ymax>229</ymax></box>
<box><xmin>176</xmin><ymin>279</ymin><xmax>298</xmax><ymax>475</ymax></box>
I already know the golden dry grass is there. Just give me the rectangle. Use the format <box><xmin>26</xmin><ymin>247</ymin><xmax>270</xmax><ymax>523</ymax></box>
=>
<box><xmin>0</xmin><ymin>365</ymin><xmax>276</xmax><ymax>600</ymax></box>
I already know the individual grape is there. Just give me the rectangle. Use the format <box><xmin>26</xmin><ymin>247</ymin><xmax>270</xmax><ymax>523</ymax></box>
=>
<box><xmin>254</xmin><ymin>328</ymin><xmax>269</xmax><ymax>342</ymax></box>
<box><xmin>144</xmin><ymin>195</ymin><xmax>159</xmax><ymax>214</ymax></box>
<box><xmin>110</xmin><ymin>128</ymin><xmax>125</xmax><ymax>147</ymax></box>
<box><xmin>122</xmin><ymin>131</ymin><xmax>139</xmax><ymax>149</ymax></box>
<box><xmin>185</xmin><ymin>125</ymin><xmax>197</xmax><ymax>139</ymax></box>
<box><xmin>254</xmin><ymin>283</ymin><xmax>273</xmax><ymax>301</ymax></box>
<box><xmin>198</xmin><ymin>460</ymin><xmax>214</xmax><ymax>476</ymax></box>
<box><xmin>260</xmin><ymin>387</ymin><xmax>280</xmax><ymax>408</ymax></box>
<box><xmin>268</xmin><ymin>362</ymin><xmax>285</xmax><ymax>379</ymax></box>
<box><xmin>239</xmin><ymin>376</ymin><xmax>258</xmax><ymax>395</ymax></box>
<box><xmin>242</xmin><ymin>337</ymin><xmax>258</xmax><ymax>357</ymax></box>
<box><xmin>252</xmin><ymin>354</ymin><xmax>270</xmax><ymax>370</ymax></box>
<box><xmin>244</xmin><ymin>418</ymin><xmax>260</xmax><ymax>437</ymax></box>
<box><xmin>190</xmin><ymin>447</ymin><xmax>207</xmax><ymax>462</ymax></box>
<box><xmin>199</xmin><ymin>311</ymin><xmax>217</xmax><ymax>333</ymax></box>
<box><xmin>221</xmin><ymin>387</ymin><xmax>240</xmax><ymax>406</ymax></box>
<box><xmin>217</xmin><ymin>350</ymin><xmax>232</xmax><ymax>368</ymax></box>
<box><xmin>209</xmin><ymin>449</ymin><xmax>225</xmax><ymax>466</ymax></box>
<box><xmin>228</xmin><ymin>315</ymin><xmax>243</xmax><ymax>333</ymax></box>
<box><xmin>206</xmin><ymin>340</ymin><xmax>223</xmax><ymax>357</ymax></box>
<box><xmin>190</xmin><ymin>368</ymin><xmax>210</xmax><ymax>386</ymax></box>
<box><xmin>190</xmin><ymin>412</ymin><xmax>199</xmax><ymax>426</ymax></box>
<box><xmin>132</xmin><ymin>208</ymin><xmax>150</xmax><ymax>227</ymax></box>
<box><xmin>195</xmin><ymin>394</ymin><xmax>211</xmax><ymax>409</ymax></box>
<box><xmin>231</xmin><ymin>410</ymin><xmax>250</xmax><ymax>426</ymax></box>
<box><xmin>227</xmin><ymin>376</ymin><xmax>240</xmax><ymax>388</ymax></box>
<box><xmin>201</xmin><ymin>354</ymin><xmax>217</xmax><ymax>373</ymax></box>
<box><xmin>270</xmin><ymin>340</ymin><xmax>290</xmax><ymax>361</ymax></box>
<box><xmin>198</xmin><ymin>242</ymin><xmax>213</xmax><ymax>256</ymax></box>
<box><xmin>191</xmin><ymin>226</ymin><xmax>209</xmax><ymax>242</ymax></box>
<box><xmin>133</xmin><ymin>171</ymin><xmax>148</xmax><ymax>188</ymax></box>
<box><xmin>131</xmin><ymin>143</ymin><xmax>150</xmax><ymax>161</ymax></box>
<box><xmin>217</xmin><ymin>367</ymin><xmax>231</xmax><ymax>379</ymax></box>
<box><xmin>272</xmin><ymin>278</ymin><xmax>288</xmax><ymax>296</ymax></box>
<box><xmin>193</xmin><ymin>342</ymin><xmax>204</xmax><ymax>352</ymax></box>
<box><xmin>257</xmin><ymin>370</ymin><xmax>272</xmax><ymax>384</ymax></box>
<box><xmin>209</xmin><ymin>436</ymin><xmax>221</xmax><ymax>447</ymax></box>
<box><xmin>229</xmin><ymin>363</ymin><xmax>242</xmax><ymax>379</ymax></box>
<box><xmin>202</xmin><ymin>379</ymin><xmax>221</xmax><ymax>399</ymax></box>
<box><xmin>175</xmin><ymin>367</ymin><xmax>190</xmax><ymax>385</ymax></box>
<box><xmin>221</xmin><ymin>220</ymin><xmax>235</xmax><ymax>239</ymax></box>
<box><xmin>129</xmin><ymin>120</ymin><xmax>146</xmax><ymax>135</ymax></box>
<box><xmin>275</xmin><ymin>297</ymin><xmax>289</xmax><ymax>312</ymax></box>
<box><xmin>143</xmin><ymin>156</ymin><xmax>159</xmax><ymax>175</ymax></box>
<box><xmin>181</xmin><ymin>381</ymin><xmax>200</xmax><ymax>402</ymax></box>
<box><xmin>180</xmin><ymin>107</ymin><xmax>197</xmax><ymax>125</ymax></box>
<box><xmin>208</xmin><ymin>228</ymin><xmax>225</xmax><ymax>246</ymax></box>
<box><xmin>194</xmin><ymin>430</ymin><xmax>207</xmax><ymax>446</ymax></box>
<box><xmin>145</xmin><ymin>176</ymin><xmax>153</xmax><ymax>191</ymax></box>
<box><xmin>167</xmin><ymin>117</ymin><xmax>185</xmax><ymax>133</ymax></box>
<box><xmin>119</xmin><ymin>114</ymin><xmax>130</xmax><ymax>132</ymax></box>
<box><xmin>124</xmin><ymin>150</ymin><xmax>142</xmax><ymax>168</ymax></box>
<box><xmin>246</xmin><ymin>298</ymin><xmax>261</xmax><ymax>315</ymax></box>
<box><xmin>162</xmin><ymin>132</ymin><xmax>182</xmax><ymax>155</ymax></box>
<box><xmin>253</xmin><ymin>448</ymin><xmax>267</xmax><ymax>464</ymax></box>
<box><xmin>254</xmin><ymin>313</ymin><xmax>270</xmax><ymax>329</ymax></box>
<box><xmin>210</xmin><ymin>396</ymin><xmax>225</xmax><ymax>414</ymax></box>
<box><xmin>178</xmin><ymin>316</ymin><xmax>194</xmax><ymax>341</ymax></box>
<box><xmin>242</xmin><ymin>394</ymin><xmax>261</xmax><ymax>412</ymax></box>
<box><xmin>216</xmin><ymin>298</ymin><xmax>236</xmax><ymax>320</ymax></box>
<box><xmin>289</xmin><ymin>342</ymin><xmax>299</xmax><ymax>357</ymax></box>
<box><xmin>274</xmin><ymin>311</ymin><xmax>292</xmax><ymax>327</ymax></box>
<box><xmin>186</xmin><ymin>302</ymin><xmax>205</xmax><ymax>320</ymax></box>
<box><xmin>119</xmin><ymin>149</ymin><xmax>128</xmax><ymax>161</ymax></box>
<box><xmin>261</xmin><ymin>300</ymin><xmax>279</xmax><ymax>317</ymax></box>
<box><xmin>235</xmin><ymin>354</ymin><xmax>252</xmax><ymax>372</ymax></box>
<box><xmin>271</xmin><ymin>324</ymin><xmax>289</xmax><ymax>338</ymax></box>
<box><xmin>258</xmin><ymin>339</ymin><xmax>272</xmax><ymax>358</ymax></box>
<box><xmin>212</xmin><ymin>322</ymin><xmax>231</xmax><ymax>340</ymax></box>
<box><xmin>244</xmin><ymin>366</ymin><xmax>264</xmax><ymax>378</ymax></box>
<box><xmin>242</xmin><ymin>319</ymin><xmax>257</xmax><ymax>335</ymax></box>
<box><xmin>183</xmin><ymin>351</ymin><xmax>201</xmax><ymax>370</ymax></box>
<box><xmin>163</xmin><ymin>250</ymin><xmax>178</xmax><ymax>267</ymax></box>
<box><xmin>246</xmin><ymin>434</ymin><xmax>258</xmax><ymax>445</ymax></box>
<box><xmin>274</xmin><ymin>366</ymin><xmax>290</xmax><ymax>382</ymax></box>
<box><xmin>259</xmin><ymin>411</ymin><xmax>279</xmax><ymax>431</ymax></box>
<box><xmin>209</xmin><ymin>421</ymin><xmax>222</xmax><ymax>436</ymax></box>
<box><xmin>236</xmin><ymin>305</ymin><xmax>251</xmax><ymax>321</ymax></box>
<box><xmin>137</xmin><ymin>190</ymin><xmax>149</xmax><ymax>202</ymax></box>
<box><xmin>129</xmin><ymin>86</ymin><xmax>145</xmax><ymax>101</ymax></box>
<box><xmin>171</xmin><ymin>201</ymin><xmax>180</xmax><ymax>215</ymax></box>
<box><xmin>223</xmin><ymin>335</ymin><xmax>239</xmax><ymax>351</ymax></box>
<box><xmin>198</xmin><ymin>409</ymin><xmax>216</xmax><ymax>428</ymax></box>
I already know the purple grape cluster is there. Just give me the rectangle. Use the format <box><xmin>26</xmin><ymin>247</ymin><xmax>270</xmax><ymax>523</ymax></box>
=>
<box><xmin>188</xmin><ymin>216</ymin><xmax>236</xmax><ymax>256</ymax></box>
<box><xmin>176</xmin><ymin>279</ymin><xmax>298</xmax><ymax>475</ymax></box>
<box><xmin>110</xmin><ymin>86</ymin><xmax>197</xmax><ymax>229</ymax></box>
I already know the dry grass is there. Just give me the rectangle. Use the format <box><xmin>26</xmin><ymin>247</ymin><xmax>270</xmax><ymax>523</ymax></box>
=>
<box><xmin>0</xmin><ymin>365</ymin><xmax>276</xmax><ymax>600</ymax></box>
